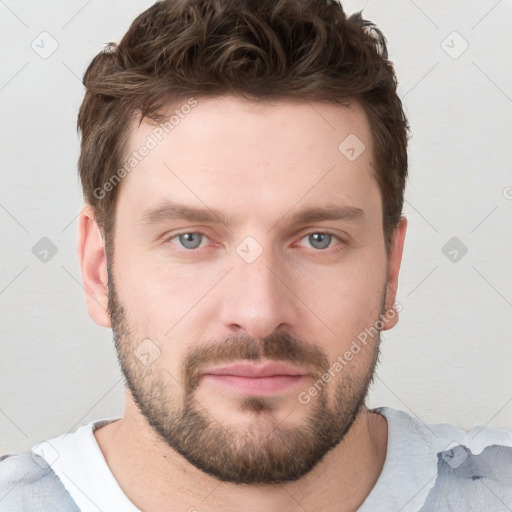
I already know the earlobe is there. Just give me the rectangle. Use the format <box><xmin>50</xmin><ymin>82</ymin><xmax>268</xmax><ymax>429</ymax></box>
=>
<box><xmin>77</xmin><ymin>205</ymin><xmax>111</xmax><ymax>327</ymax></box>
<box><xmin>382</xmin><ymin>216</ymin><xmax>407</xmax><ymax>331</ymax></box>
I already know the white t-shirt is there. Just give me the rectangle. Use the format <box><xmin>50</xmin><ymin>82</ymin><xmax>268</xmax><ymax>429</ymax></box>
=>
<box><xmin>30</xmin><ymin>407</ymin><xmax>512</xmax><ymax>511</ymax></box>
<box><xmin>31</xmin><ymin>418</ymin><xmax>137</xmax><ymax>512</ymax></box>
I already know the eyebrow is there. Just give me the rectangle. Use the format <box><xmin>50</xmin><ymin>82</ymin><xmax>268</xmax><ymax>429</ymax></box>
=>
<box><xmin>138</xmin><ymin>201</ymin><xmax>232</xmax><ymax>226</ymax></box>
<box><xmin>287</xmin><ymin>205</ymin><xmax>365</xmax><ymax>225</ymax></box>
<box><xmin>138</xmin><ymin>200</ymin><xmax>365</xmax><ymax>228</ymax></box>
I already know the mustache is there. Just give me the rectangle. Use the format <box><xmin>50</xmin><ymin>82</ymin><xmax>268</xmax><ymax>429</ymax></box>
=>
<box><xmin>182</xmin><ymin>331</ymin><xmax>331</xmax><ymax>394</ymax></box>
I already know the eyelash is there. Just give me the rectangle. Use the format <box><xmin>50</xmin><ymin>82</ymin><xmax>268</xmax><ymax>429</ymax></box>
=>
<box><xmin>165</xmin><ymin>231</ymin><xmax>345</xmax><ymax>252</ymax></box>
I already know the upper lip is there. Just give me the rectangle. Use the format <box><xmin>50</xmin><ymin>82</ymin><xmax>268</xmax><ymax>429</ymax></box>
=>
<box><xmin>203</xmin><ymin>362</ymin><xmax>307</xmax><ymax>378</ymax></box>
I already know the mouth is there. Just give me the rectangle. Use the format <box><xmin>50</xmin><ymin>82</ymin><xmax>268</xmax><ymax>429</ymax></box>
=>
<box><xmin>201</xmin><ymin>361</ymin><xmax>309</xmax><ymax>394</ymax></box>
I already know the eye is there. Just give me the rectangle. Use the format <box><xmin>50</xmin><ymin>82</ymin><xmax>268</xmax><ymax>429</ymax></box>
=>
<box><xmin>298</xmin><ymin>232</ymin><xmax>339</xmax><ymax>250</ymax></box>
<box><xmin>169</xmin><ymin>232</ymin><xmax>208</xmax><ymax>250</ymax></box>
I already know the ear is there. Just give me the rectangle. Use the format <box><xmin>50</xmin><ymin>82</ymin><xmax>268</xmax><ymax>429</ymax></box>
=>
<box><xmin>381</xmin><ymin>216</ymin><xmax>407</xmax><ymax>331</ymax></box>
<box><xmin>77</xmin><ymin>205</ymin><xmax>111</xmax><ymax>327</ymax></box>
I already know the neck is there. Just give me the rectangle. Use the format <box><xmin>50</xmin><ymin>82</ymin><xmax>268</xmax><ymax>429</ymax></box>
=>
<box><xmin>94</xmin><ymin>396</ymin><xmax>387</xmax><ymax>512</ymax></box>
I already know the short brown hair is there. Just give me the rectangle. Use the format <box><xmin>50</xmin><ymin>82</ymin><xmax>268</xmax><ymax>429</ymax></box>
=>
<box><xmin>78</xmin><ymin>0</ymin><xmax>409</xmax><ymax>252</ymax></box>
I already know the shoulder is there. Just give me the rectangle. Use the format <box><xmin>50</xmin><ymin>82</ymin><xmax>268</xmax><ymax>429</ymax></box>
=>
<box><xmin>0</xmin><ymin>452</ymin><xmax>80</xmax><ymax>511</ymax></box>
<box><xmin>376</xmin><ymin>406</ymin><xmax>512</xmax><ymax>453</ymax></box>
<box><xmin>376</xmin><ymin>407</ymin><xmax>512</xmax><ymax>510</ymax></box>
<box><xmin>422</xmin><ymin>444</ymin><xmax>512</xmax><ymax>510</ymax></box>
<box><xmin>0</xmin><ymin>451</ymin><xmax>52</xmax><ymax>492</ymax></box>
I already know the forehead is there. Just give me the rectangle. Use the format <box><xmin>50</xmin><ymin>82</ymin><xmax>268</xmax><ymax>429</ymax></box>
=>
<box><xmin>117</xmin><ymin>95</ymin><xmax>380</xmax><ymax>225</ymax></box>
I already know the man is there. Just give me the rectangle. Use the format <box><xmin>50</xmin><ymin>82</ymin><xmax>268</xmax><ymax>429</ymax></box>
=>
<box><xmin>1</xmin><ymin>0</ymin><xmax>511</xmax><ymax>510</ymax></box>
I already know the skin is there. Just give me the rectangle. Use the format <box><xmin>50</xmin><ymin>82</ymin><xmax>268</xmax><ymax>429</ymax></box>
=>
<box><xmin>77</xmin><ymin>95</ymin><xmax>407</xmax><ymax>512</ymax></box>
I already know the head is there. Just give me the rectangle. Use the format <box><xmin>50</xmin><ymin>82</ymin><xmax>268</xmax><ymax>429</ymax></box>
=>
<box><xmin>77</xmin><ymin>0</ymin><xmax>409</xmax><ymax>485</ymax></box>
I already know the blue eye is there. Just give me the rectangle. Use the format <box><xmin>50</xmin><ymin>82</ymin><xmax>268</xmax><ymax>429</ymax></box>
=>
<box><xmin>301</xmin><ymin>233</ymin><xmax>337</xmax><ymax>250</ymax></box>
<box><xmin>172</xmin><ymin>232</ymin><xmax>207</xmax><ymax>249</ymax></box>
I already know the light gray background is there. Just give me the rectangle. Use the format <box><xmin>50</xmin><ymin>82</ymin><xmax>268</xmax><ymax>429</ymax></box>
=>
<box><xmin>1</xmin><ymin>0</ymin><xmax>511</xmax><ymax>454</ymax></box>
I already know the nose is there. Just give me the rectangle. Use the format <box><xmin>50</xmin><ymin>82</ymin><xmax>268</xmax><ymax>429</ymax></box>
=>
<box><xmin>218</xmin><ymin>245</ymin><xmax>298</xmax><ymax>339</ymax></box>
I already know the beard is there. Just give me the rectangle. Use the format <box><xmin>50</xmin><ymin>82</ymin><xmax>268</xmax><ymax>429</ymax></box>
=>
<box><xmin>108</xmin><ymin>265</ymin><xmax>384</xmax><ymax>485</ymax></box>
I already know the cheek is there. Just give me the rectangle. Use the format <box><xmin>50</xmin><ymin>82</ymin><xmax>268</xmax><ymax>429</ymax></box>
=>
<box><xmin>113</xmin><ymin>246</ymin><xmax>225</xmax><ymax>349</ymax></box>
<box><xmin>303</xmin><ymin>253</ymin><xmax>386</xmax><ymax>331</ymax></box>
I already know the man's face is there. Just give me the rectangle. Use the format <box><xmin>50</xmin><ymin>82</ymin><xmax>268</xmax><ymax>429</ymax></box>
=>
<box><xmin>106</xmin><ymin>96</ymin><xmax>394</xmax><ymax>484</ymax></box>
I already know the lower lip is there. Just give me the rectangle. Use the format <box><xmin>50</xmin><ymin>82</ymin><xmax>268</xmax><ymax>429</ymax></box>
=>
<box><xmin>202</xmin><ymin>374</ymin><xmax>307</xmax><ymax>394</ymax></box>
